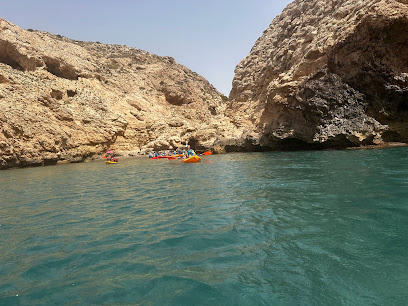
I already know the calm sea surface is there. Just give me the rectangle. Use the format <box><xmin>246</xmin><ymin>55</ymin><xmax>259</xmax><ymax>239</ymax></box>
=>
<box><xmin>1</xmin><ymin>148</ymin><xmax>408</xmax><ymax>305</ymax></box>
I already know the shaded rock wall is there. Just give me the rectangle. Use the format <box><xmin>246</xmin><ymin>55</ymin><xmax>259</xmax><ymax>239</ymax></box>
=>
<box><xmin>229</xmin><ymin>0</ymin><xmax>408</xmax><ymax>150</ymax></box>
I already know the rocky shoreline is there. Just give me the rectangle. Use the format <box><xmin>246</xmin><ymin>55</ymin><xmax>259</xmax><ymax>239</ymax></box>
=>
<box><xmin>346</xmin><ymin>142</ymin><xmax>408</xmax><ymax>150</ymax></box>
<box><xmin>0</xmin><ymin>18</ymin><xmax>236</xmax><ymax>170</ymax></box>
<box><xmin>1</xmin><ymin>0</ymin><xmax>407</xmax><ymax>170</ymax></box>
<box><xmin>2</xmin><ymin>142</ymin><xmax>405</xmax><ymax>171</ymax></box>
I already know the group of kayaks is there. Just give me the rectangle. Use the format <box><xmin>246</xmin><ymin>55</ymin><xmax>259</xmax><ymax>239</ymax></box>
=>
<box><xmin>104</xmin><ymin>151</ymin><xmax>212</xmax><ymax>164</ymax></box>
<box><xmin>150</xmin><ymin>151</ymin><xmax>212</xmax><ymax>163</ymax></box>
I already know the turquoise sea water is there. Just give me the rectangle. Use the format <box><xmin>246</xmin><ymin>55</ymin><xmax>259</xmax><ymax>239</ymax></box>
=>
<box><xmin>1</xmin><ymin>148</ymin><xmax>408</xmax><ymax>305</ymax></box>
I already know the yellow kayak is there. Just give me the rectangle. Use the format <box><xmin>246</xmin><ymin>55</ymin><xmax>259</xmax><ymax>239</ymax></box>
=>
<box><xmin>105</xmin><ymin>161</ymin><xmax>118</xmax><ymax>164</ymax></box>
<box><xmin>183</xmin><ymin>155</ymin><xmax>201</xmax><ymax>163</ymax></box>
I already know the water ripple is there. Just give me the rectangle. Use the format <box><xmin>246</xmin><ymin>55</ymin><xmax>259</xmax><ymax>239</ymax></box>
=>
<box><xmin>1</xmin><ymin>149</ymin><xmax>408</xmax><ymax>304</ymax></box>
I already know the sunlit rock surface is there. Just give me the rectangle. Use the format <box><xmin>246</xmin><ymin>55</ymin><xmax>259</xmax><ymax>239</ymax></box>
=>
<box><xmin>228</xmin><ymin>0</ymin><xmax>408</xmax><ymax>151</ymax></box>
<box><xmin>0</xmin><ymin>18</ymin><xmax>233</xmax><ymax>169</ymax></box>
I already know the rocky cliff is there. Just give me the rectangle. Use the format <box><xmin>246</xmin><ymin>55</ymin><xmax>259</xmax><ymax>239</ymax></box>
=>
<box><xmin>0</xmin><ymin>18</ymin><xmax>234</xmax><ymax>169</ymax></box>
<box><xmin>2</xmin><ymin>0</ymin><xmax>408</xmax><ymax>169</ymax></box>
<box><xmin>228</xmin><ymin>0</ymin><xmax>408</xmax><ymax>150</ymax></box>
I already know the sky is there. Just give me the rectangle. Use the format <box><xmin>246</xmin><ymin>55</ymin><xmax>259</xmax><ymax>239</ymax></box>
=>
<box><xmin>2</xmin><ymin>0</ymin><xmax>293</xmax><ymax>95</ymax></box>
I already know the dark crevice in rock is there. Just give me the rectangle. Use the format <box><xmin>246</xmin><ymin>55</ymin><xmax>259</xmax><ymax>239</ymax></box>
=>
<box><xmin>208</xmin><ymin>106</ymin><xmax>217</xmax><ymax>115</ymax></box>
<box><xmin>361</xmin><ymin>135</ymin><xmax>375</xmax><ymax>146</ymax></box>
<box><xmin>224</xmin><ymin>144</ymin><xmax>266</xmax><ymax>153</ymax></box>
<box><xmin>0</xmin><ymin>73</ymin><xmax>8</xmax><ymax>83</ymax></box>
<box><xmin>51</xmin><ymin>89</ymin><xmax>64</xmax><ymax>100</ymax></box>
<box><xmin>328</xmin><ymin>16</ymin><xmax>408</xmax><ymax>139</ymax></box>
<box><xmin>0</xmin><ymin>39</ymin><xmax>38</xmax><ymax>71</ymax></box>
<box><xmin>382</xmin><ymin>130</ymin><xmax>402</xmax><ymax>142</ymax></box>
<box><xmin>43</xmin><ymin>56</ymin><xmax>78</xmax><ymax>80</ymax></box>
<box><xmin>67</xmin><ymin>90</ymin><xmax>77</xmax><ymax>97</ymax></box>
<box><xmin>223</xmin><ymin>137</ymin><xmax>351</xmax><ymax>153</ymax></box>
<box><xmin>319</xmin><ymin>135</ymin><xmax>357</xmax><ymax>149</ymax></box>
<box><xmin>0</xmin><ymin>54</ymin><xmax>24</xmax><ymax>70</ymax></box>
<box><xmin>0</xmin><ymin>42</ymin><xmax>24</xmax><ymax>71</ymax></box>
<box><xmin>43</xmin><ymin>159</ymin><xmax>58</xmax><ymax>166</ymax></box>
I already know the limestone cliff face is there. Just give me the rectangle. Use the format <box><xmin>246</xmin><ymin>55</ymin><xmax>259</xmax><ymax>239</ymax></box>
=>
<box><xmin>229</xmin><ymin>0</ymin><xmax>408</xmax><ymax>150</ymax></box>
<box><xmin>0</xmin><ymin>18</ymin><xmax>233</xmax><ymax>169</ymax></box>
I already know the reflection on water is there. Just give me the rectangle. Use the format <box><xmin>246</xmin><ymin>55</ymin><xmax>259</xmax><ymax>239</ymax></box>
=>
<box><xmin>1</xmin><ymin>148</ymin><xmax>408</xmax><ymax>305</ymax></box>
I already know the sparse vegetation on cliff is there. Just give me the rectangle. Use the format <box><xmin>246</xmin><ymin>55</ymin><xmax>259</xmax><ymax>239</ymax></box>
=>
<box><xmin>0</xmin><ymin>18</ymin><xmax>234</xmax><ymax>169</ymax></box>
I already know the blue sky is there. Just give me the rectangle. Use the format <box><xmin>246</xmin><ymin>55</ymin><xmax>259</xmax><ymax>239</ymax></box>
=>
<box><xmin>2</xmin><ymin>0</ymin><xmax>293</xmax><ymax>95</ymax></box>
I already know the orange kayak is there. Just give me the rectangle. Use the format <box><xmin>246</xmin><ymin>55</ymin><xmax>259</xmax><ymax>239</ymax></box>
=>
<box><xmin>202</xmin><ymin>151</ymin><xmax>212</xmax><ymax>155</ymax></box>
<box><xmin>183</xmin><ymin>155</ymin><xmax>201</xmax><ymax>163</ymax></box>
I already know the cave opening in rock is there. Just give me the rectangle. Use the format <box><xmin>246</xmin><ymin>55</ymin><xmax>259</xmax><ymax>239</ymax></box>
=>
<box><xmin>0</xmin><ymin>54</ymin><xmax>24</xmax><ymax>71</ymax></box>
<box><xmin>328</xmin><ymin>15</ymin><xmax>408</xmax><ymax>134</ymax></box>
<box><xmin>67</xmin><ymin>90</ymin><xmax>77</xmax><ymax>97</ymax></box>
<box><xmin>0</xmin><ymin>40</ymin><xmax>36</xmax><ymax>71</ymax></box>
<box><xmin>382</xmin><ymin>130</ymin><xmax>402</xmax><ymax>142</ymax></box>
<box><xmin>43</xmin><ymin>56</ymin><xmax>78</xmax><ymax>80</ymax></box>
<box><xmin>0</xmin><ymin>41</ymin><xmax>24</xmax><ymax>71</ymax></box>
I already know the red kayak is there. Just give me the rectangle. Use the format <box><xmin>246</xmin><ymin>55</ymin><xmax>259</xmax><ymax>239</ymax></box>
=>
<box><xmin>202</xmin><ymin>151</ymin><xmax>212</xmax><ymax>155</ymax></box>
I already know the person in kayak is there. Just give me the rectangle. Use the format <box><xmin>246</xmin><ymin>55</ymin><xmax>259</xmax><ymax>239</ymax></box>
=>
<box><xmin>104</xmin><ymin>150</ymin><xmax>118</xmax><ymax>162</ymax></box>
<box><xmin>112</xmin><ymin>151</ymin><xmax>117</xmax><ymax>162</ymax></box>
<box><xmin>185</xmin><ymin>146</ymin><xmax>196</xmax><ymax>157</ymax></box>
<box><xmin>110</xmin><ymin>151</ymin><xmax>118</xmax><ymax>162</ymax></box>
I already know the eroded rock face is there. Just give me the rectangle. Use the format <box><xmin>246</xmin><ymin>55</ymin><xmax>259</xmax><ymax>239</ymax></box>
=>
<box><xmin>229</xmin><ymin>0</ymin><xmax>408</xmax><ymax>150</ymax></box>
<box><xmin>0</xmin><ymin>18</ymin><xmax>232</xmax><ymax>169</ymax></box>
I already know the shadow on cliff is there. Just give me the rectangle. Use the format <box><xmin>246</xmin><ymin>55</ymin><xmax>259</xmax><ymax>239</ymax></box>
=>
<box><xmin>328</xmin><ymin>14</ymin><xmax>408</xmax><ymax>142</ymax></box>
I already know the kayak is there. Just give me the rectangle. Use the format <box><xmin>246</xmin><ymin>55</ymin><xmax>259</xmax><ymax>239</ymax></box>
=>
<box><xmin>202</xmin><ymin>151</ymin><xmax>212</xmax><ymax>155</ymax></box>
<box><xmin>105</xmin><ymin>161</ymin><xmax>118</xmax><ymax>164</ymax></box>
<box><xmin>183</xmin><ymin>155</ymin><xmax>201</xmax><ymax>163</ymax></box>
